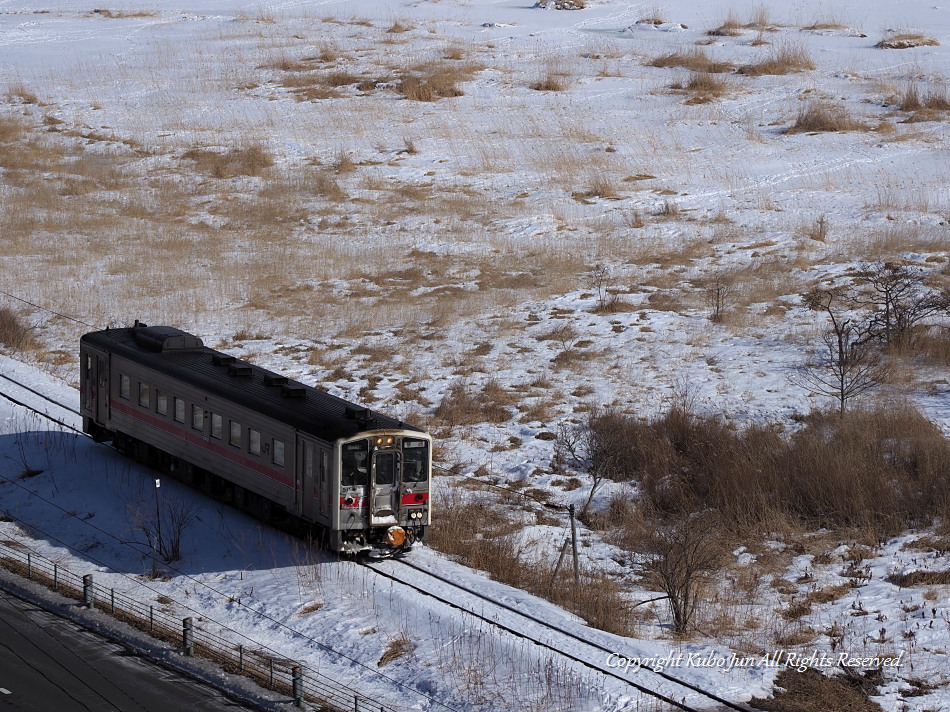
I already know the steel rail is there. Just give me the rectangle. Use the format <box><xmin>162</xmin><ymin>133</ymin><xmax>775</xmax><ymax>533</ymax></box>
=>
<box><xmin>388</xmin><ymin>557</ymin><xmax>752</xmax><ymax>711</ymax></box>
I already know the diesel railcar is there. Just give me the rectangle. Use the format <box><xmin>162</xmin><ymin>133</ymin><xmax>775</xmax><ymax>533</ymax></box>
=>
<box><xmin>80</xmin><ymin>323</ymin><xmax>430</xmax><ymax>555</ymax></box>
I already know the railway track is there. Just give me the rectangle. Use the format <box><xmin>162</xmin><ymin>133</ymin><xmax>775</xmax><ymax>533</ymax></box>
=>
<box><xmin>1</xmin><ymin>370</ymin><xmax>752</xmax><ymax>712</ymax></box>
<box><xmin>0</xmin><ymin>370</ymin><xmax>83</xmax><ymax>433</ymax></box>
<box><xmin>363</xmin><ymin>555</ymin><xmax>751</xmax><ymax>712</ymax></box>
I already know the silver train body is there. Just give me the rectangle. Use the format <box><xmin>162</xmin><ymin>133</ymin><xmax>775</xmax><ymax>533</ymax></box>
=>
<box><xmin>80</xmin><ymin>324</ymin><xmax>430</xmax><ymax>554</ymax></box>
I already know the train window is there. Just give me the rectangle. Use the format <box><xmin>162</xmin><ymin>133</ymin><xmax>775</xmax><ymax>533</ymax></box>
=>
<box><xmin>119</xmin><ymin>373</ymin><xmax>130</xmax><ymax>400</ymax></box>
<box><xmin>229</xmin><ymin>421</ymin><xmax>241</xmax><ymax>447</ymax></box>
<box><xmin>273</xmin><ymin>439</ymin><xmax>285</xmax><ymax>467</ymax></box>
<box><xmin>304</xmin><ymin>443</ymin><xmax>314</xmax><ymax>478</ymax></box>
<box><xmin>249</xmin><ymin>429</ymin><xmax>261</xmax><ymax>455</ymax></box>
<box><xmin>174</xmin><ymin>397</ymin><xmax>185</xmax><ymax>423</ymax></box>
<box><xmin>210</xmin><ymin>413</ymin><xmax>222</xmax><ymax>439</ymax></box>
<box><xmin>138</xmin><ymin>382</ymin><xmax>150</xmax><ymax>408</ymax></box>
<box><xmin>192</xmin><ymin>405</ymin><xmax>204</xmax><ymax>431</ymax></box>
<box><xmin>402</xmin><ymin>439</ymin><xmax>429</xmax><ymax>482</ymax></box>
<box><xmin>341</xmin><ymin>439</ymin><xmax>368</xmax><ymax>487</ymax></box>
<box><xmin>375</xmin><ymin>451</ymin><xmax>396</xmax><ymax>485</ymax></box>
<box><xmin>156</xmin><ymin>391</ymin><xmax>167</xmax><ymax>416</ymax></box>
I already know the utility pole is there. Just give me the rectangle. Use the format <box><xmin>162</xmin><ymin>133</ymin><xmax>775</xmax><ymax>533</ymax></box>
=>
<box><xmin>569</xmin><ymin>504</ymin><xmax>579</xmax><ymax>584</ymax></box>
<box><xmin>154</xmin><ymin>478</ymin><xmax>163</xmax><ymax>561</ymax></box>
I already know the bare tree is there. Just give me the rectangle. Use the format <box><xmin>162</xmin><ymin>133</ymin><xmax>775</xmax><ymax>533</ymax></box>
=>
<box><xmin>854</xmin><ymin>261</ymin><xmax>950</xmax><ymax>350</ymax></box>
<box><xmin>555</xmin><ymin>408</ymin><xmax>636</xmax><ymax>516</ymax></box>
<box><xmin>641</xmin><ymin>510</ymin><xmax>724</xmax><ymax>636</ymax></box>
<box><xmin>129</xmin><ymin>494</ymin><xmax>198</xmax><ymax>564</ymax></box>
<box><xmin>794</xmin><ymin>287</ymin><xmax>884</xmax><ymax>415</ymax></box>
<box><xmin>701</xmin><ymin>271</ymin><xmax>740</xmax><ymax>323</ymax></box>
<box><xmin>583</xmin><ymin>264</ymin><xmax>611</xmax><ymax>311</ymax></box>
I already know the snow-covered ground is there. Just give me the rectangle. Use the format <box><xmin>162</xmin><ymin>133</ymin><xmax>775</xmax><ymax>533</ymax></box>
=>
<box><xmin>0</xmin><ymin>0</ymin><xmax>948</xmax><ymax>709</ymax></box>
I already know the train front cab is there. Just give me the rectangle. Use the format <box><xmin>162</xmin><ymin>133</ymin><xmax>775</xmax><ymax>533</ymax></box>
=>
<box><xmin>79</xmin><ymin>340</ymin><xmax>111</xmax><ymax>442</ymax></box>
<box><xmin>335</xmin><ymin>431</ymin><xmax>431</xmax><ymax>555</ymax></box>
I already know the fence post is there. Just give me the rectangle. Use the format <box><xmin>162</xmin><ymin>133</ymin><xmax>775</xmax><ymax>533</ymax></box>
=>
<box><xmin>27</xmin><ymin>553</ymin><xmax>32</xmax><ymax>579</ymax></box>
<box><xmin>53</xmin><ymin>564</ymin><xmax>58</xmax><ymax>591</ymax></box>
<box><xmin>292</xmin><ymin>666</ymin><xmax>302</xmax><ymax>707</ymax></box>
<box><xmin>110</xmin><ymin>589</ymin><xmax>115</xmax><ymax>614</ymax></box>
<box><xmin>183</xmin><ymin>618</ymin><xmax>194</xmax><ymax>656</ymax></box>
<box><xmin>269</xmin><ymin>658</ymin><xmax>274</xmax><ymax>688</ymax></box>
<box><xmin>354</xmin><ymin>694</ymin><xmax>358</xmax><ymax>712</ymax></box>
<box><xmin>149</xmin><ymin>605</ymin><xmax>154</xmax><ymax>633</ymax></box>
<box><xmin>239</xmin><ymin>644</ymin><xmax>244</xmax><ymax>671</ymax></box>
<box><xmin>83</xmin><ymin>574</ymin><xmax>94</xmax><ymax>609</ymax></box>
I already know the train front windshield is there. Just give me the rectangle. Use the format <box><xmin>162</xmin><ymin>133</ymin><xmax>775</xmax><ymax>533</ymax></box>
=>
<box><xmin>342</xmin><ymin>440</ymin><xmax>368</xmax><ymax>486</ymax></box>
<box><xmin>402</xmin><ymin>438</ymin><xmax>429</xmax><ymax>482</ymax></box>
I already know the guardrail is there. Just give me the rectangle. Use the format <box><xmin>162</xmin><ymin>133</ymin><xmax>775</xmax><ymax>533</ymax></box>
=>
<box><xmin>0</xmin><ymin>541</ymin><xmax>397</xmax><ymax>712</ymax></box>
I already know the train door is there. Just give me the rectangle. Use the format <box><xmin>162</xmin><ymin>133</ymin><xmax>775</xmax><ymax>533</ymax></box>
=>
<box><xmin>370</xmin><ymin>449</ymin><xmax>399</xmax><ymax>526</ymax></box>
<box><xmin>96</xmin><ymin>354</ymin><xmax>109</xmax><ymax>424</ymax></box>
<box><xmin>80</xmin><ymin>349</ymin><xmax>110</xmax><ymax>423</ymax></box>
<box><xmin>297</xmin><ymin>439</ymin><xmax>316</xmax><ymax>520</ymax></box>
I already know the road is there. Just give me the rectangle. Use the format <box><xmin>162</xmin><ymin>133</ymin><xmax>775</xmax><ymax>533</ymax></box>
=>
<box><xmin>0</xmin><ymin>588</ymin><xmax>261</xmax><ymax>711</ymax></box>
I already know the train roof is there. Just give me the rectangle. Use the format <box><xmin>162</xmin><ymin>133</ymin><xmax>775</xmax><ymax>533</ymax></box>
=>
<box><xmin>81</xmin><ymin>325</ymin><xmax>421</xmax><ymax>442</ymax></box>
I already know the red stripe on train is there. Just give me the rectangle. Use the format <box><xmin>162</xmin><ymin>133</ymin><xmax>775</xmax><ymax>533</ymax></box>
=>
<box><xmin>110</xmin><ymin>399</ymin><xmax>294</xmax><ymax>488</ymax></box>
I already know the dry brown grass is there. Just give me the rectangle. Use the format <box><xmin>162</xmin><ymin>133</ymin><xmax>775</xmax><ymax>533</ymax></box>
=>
<box><xmin>752</xmin><ymin>668</ymin><xmax>885</xmax><ymax>712</ymax></box>
<box><xmin>681</xmin><ymin>72</ymin><xmax>729</xmax><ymax>103</ymax></box>
<box><xmin>650</xmin><ymin>48</ymin><xmax>733</xmax><ymax>74</ymax></box>
<box><xmin>530</xmin><ymin>68</ymin><xmax>568</xmax><ymax>92</ymax></box>
<box><xmin>433</xmin><ymin>380</ymin><xmax>512</xmax><ymax>427</ymax></box>
<box><xmin>377</xmin><ymin>634</ymin><xmax>413</xmax><ymax>666</ymax></box>
<box><xmin>877</xmin><ymin>32</ymin><xmax>940</xmax><ymax>49</ymax></box>
<box><xmin>397</xmin><ymin>61</ymin><xmax>478</xmax><ymax>101</ymax></box>
<box><xmin>583</xmin><ymin>403</ymin><xmax>950</xmax><ymax>539</ymax></box>
<box><xmin>801</xmin><ymin>19</ymin><xmax>848</xmax><ymax>31</ymax></box>
<box><xmin>92</xmin><ymin>8</ymin><xmax>158</xmax><ymax>18</ymax></box>
<box><xmin>739</xmin><ymin>43</ymin><xmax>815</xmax><ymax>75</ymax></box>
<box><xmin>428</xmin><ymin>490</ymin><xmax>632</xmax><ymax>636</ymax></box>
<box><xmin>0</xmin><ymin>307</ymin><xmax>39</xmax><ymax>351</ymax></box>
<box><xmin>707</xmin><ymin>11</ymin><xmax>743</xmax><ymax>36</ymax></box>
<box><xmin>785</xmin><ymin>102</ymin><xmax>869</xmax><ymax>134</ymax></box>
<box><xmin>708</xmin><ymin>7</ymin><xmax>775</xmax><ymax>35</ymax></box>
<box><xmin>182</xmin><ymin>144</ymin><xmax>274</xmax><ymax>178</ymax></box>
<box><xmin>5</xmin><ymin>82</ymin><xmax>39</xmax><ymax>105</ymax></box>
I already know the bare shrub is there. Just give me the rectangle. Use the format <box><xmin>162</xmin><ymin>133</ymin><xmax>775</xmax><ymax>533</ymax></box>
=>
<box><xmin>577</xmin><ymin>402</ymin><xmax>950</xmax><ymax>538</ymax></box>
<box><xmin>876</xmin><ymin>32</ymin><xmax>939</xmax><ymax>49</ymax></box>
<box><xmin>739</xmin><ymin>43</ymin><xmax>815</xmax><ymax>75</ymax></box>
<box><xmin>786</xmin><ymin>102</ymin><xmax>868</xmax><ymax>133</ymax></box>
<box><xmin>699</xmin><ymin>271</ymin><xmax>740</xmax><ymax>322</ymax></box>
<box><xmin>129</xmin><ymin>494</ymin><xmax>199</xmax><ymax>564</ymax></box>
<box><xmin>0</xmin><ymin>307</ymin><xmax>39</xmax><ymax>351</ymax></box>
<box><xmin>641</xmin><ymin>510</ymin><xmax>725</xmax><ymax>635</ymax></box>
<box><xmin>801</xmin><ymin>214</ymin><xmax>828</xmax><ymax>241</ymax></box>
